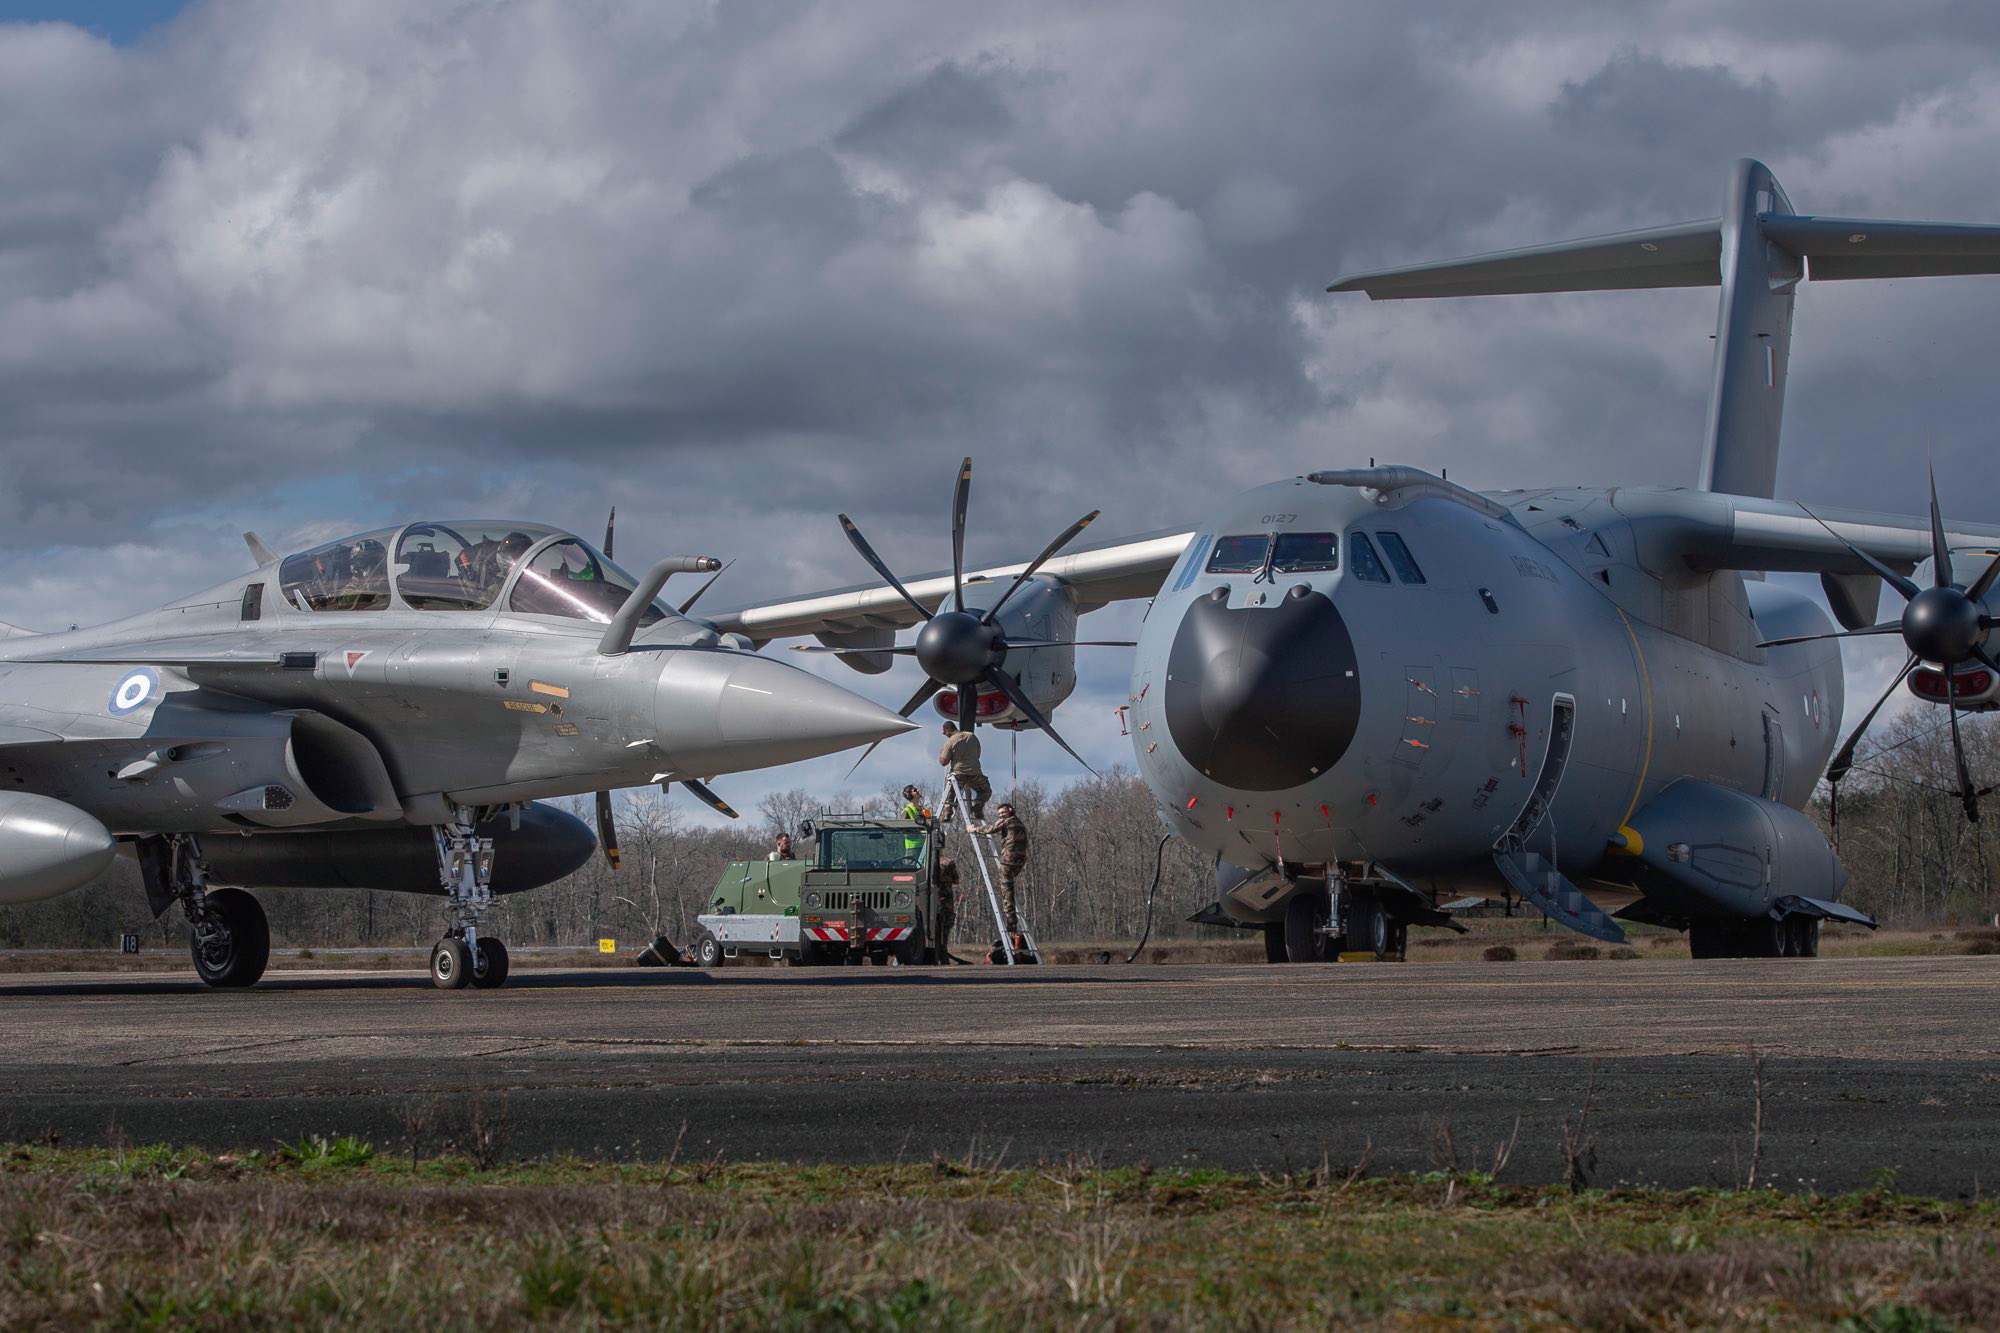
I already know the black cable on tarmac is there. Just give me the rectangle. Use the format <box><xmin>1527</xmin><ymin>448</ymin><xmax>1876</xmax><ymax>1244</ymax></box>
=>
<box><xmin>1124</xmin><ymin>832</ymin><xmax>1175</xmax><ymax>964</ymax></box>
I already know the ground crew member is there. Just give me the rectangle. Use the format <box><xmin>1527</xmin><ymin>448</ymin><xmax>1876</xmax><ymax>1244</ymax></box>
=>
<box><xmin>934</xmin><ymin>857</ymin><xmax>960</xmax><ymax>963</ymax></box>
<box><xmin>936</xmin><ymin>722</ymin><xmax>990</xmax><ymax>823</ymax></box>
<box><xmin>971</xmin><ymin>801</ymin><xmax>1026</xmax><ymax>934</ymax></box>
<box><xmin>768</xmin><ymin>832</ymin><xmax>797</xmax><ymax>861</ymax></box>
<box><xmin>899</xmin><ymin>784</ymin><xmax>931</xmax><ymax>859</ymax></box>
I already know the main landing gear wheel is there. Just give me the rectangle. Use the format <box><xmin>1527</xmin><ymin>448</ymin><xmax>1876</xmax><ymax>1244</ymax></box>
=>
<box><xmin>694</xmin><ymin>930</ymin><xmax>723</xmax><ymax>969</ymax></box>
<box><xmin>188</xmin><ymin>887</ymin><xmax>270</xmax><ymax>989</ymax></box>
<box><xmin>471</xmin><ymin>937</ymin><xmax>510</xmax><ymax>989</ymax></box>
<box><xmin>431</xmin><ymin>937</ymin><xmax>473</xmax><ymax>990</ymax></box>
<box><xmin>1283</xmin><ymin>891</ymin><xmax>1329</xmax><ymax>963</ymax></box>
<box><xmin>1263</xmin><ymin>923</ymin><xmax>1287</xmax><ymax>964</ymax></box>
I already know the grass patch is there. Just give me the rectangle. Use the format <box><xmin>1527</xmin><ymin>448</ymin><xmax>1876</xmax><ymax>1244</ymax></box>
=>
<box><xmin>3</xmin><ymin>1143</ymin><xmax>1998</xmax><ymax>1328</ymax></box>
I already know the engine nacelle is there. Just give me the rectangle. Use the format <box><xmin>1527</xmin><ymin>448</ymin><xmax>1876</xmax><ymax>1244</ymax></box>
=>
<box><xmin>199</xmin><ymin>802</ymin><xmax>596</xmax><ymax>895</ymax></box>
<box><xmin>1624</xmin><ymin>779</ymin><xmax>1847</xmax><ymax>920</ymax></box>
<box><xmin>0</xmin><ymin>791</ymin><xmax>115</xmax><ymax>904</ymax></box>
<box><xmin>934</xmin><ymin>574</ymin><xmax>1079</xmax><ymax>729</ymax></box>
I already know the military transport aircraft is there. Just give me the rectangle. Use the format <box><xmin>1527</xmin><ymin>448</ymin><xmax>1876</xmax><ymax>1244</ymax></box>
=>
<box><xmin>706</xmin><ymin>159</ymin><xmax>2000</xmax><ymax>965</ymax></box>
<box><xmin>0</xmin><ymin>521</ymin><xmax>916</xmax><ymax>989</ymax></box>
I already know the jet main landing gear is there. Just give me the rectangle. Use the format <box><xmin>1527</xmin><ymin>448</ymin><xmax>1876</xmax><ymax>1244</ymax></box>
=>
<box><xmin>142</xmin><ymin>835</ymin><xmax>271</xmax><ymax>989</ymax></box>
<box><xmin>430</xmin><ymin>807</ymin><xmax>512</xmax><ymax>991</ymax></box>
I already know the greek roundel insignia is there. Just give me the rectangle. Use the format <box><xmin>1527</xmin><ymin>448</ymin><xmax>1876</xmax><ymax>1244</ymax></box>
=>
<box><xmin>108</xmin><ymin>667</ymin><xmax>160</xmax><ymax>717</ymax></box>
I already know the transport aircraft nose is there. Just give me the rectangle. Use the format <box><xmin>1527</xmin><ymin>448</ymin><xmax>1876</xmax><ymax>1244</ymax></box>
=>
<box><xmin>653</xmin><ymin>651</ymin><xmax>920</xmax><ymax>775</ymax></box>
<box><xmin>1163</xmin><ymin>585</ymin><xmax>1362</xmax><ymax>792</ymax></box>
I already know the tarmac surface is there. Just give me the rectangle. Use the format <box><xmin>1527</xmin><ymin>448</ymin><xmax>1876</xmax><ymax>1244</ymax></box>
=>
<box><xmin>6</xmin><ymin>956</ymin><xmax>1999</xmax><ymax>1193</ymax></box>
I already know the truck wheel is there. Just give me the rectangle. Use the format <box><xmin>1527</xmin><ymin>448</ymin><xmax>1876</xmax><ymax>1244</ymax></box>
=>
<box><xmin>694</xmin><ymin>931</ymin><xmax>723</xmax><ymax>968</ymax></box>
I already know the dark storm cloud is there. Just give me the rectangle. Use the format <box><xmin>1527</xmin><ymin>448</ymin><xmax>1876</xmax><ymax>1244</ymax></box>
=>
<box><xmin>5</xmin><ymin>0</ymin><xmax>2000</xmax><ymax>801</ymax></box>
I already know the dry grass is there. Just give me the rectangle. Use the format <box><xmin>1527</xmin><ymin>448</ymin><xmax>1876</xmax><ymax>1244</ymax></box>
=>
<box><xmin>1</xmin><ymin>1143</ymin><xmax>1996</xmax><ymax>1329</ymax></box>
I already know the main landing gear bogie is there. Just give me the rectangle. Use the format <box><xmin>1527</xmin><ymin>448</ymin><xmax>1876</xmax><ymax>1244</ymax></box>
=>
<box><xmin>1688</xmin><ymin>914</ymin><xmax>1820</xmax><ymax>960</ymax></box>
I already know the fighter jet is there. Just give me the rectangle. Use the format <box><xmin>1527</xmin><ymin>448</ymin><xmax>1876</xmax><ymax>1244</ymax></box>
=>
<box><xmin>710</xmin><ymin>159</ymin><xmax>2000</xmax><ymax>964</ymax></box>
<box><xmin>0</xmin><ymin>519</ymin><xmax>916</xmax><ymax>989</ymax></box>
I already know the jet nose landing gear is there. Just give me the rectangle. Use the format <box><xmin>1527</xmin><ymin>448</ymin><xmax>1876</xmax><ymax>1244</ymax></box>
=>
<box><xmin>430</xmin><ymin>807</ymin><xmax>512</xmax><ymax>991</ymax></box>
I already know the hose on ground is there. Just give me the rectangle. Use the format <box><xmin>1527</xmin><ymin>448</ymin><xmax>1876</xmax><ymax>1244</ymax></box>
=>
<box><xmin>1124</xmin><ymin>832</ymin><xmax>1175</xmax><ymax>964</ymax></box>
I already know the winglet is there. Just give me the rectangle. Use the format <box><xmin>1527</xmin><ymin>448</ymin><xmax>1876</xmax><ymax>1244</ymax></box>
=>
<box><xmin>243</xmin><ymin>532</ymin><xmax>278</xmax><ymax>566</ymax></box>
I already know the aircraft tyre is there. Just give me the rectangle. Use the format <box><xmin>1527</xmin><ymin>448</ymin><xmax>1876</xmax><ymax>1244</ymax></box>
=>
<box><xmin>188</xmin><ymin>888</ymin><xmax>269</xmax><ymax>989</ymax></box>
<box><xmin>1263</xmin><ymin>923</ymin><xmax>1286</xmax><ymax>964</ymax></box>
<box><xmin>1346</xmin><ymin>889</ymin><xmax>1391</xmax><ymax>960</ymax></box>
<box><xmin>471</xmin><ymin>937</ymin><xmax>510</xmax><ymax>989</ymax></box>
<box><xmin>1688</xmin><ymin>921</ymin><xmax>1728</xmax><ymax>959</ymax></box>
<box><xmin>430</xmin><ymin>937</ymin><xmax>473</xmax><ymax>990</ymax></box>
<box><xmin>1283</xmin><ymin>890</ymin><xmax>1329</xmax><ymax>963</ymax></box>
<box><xmin>694</xmin><ymin>930</ymin><xmax>723</xmax><ymax>969</ymax></box>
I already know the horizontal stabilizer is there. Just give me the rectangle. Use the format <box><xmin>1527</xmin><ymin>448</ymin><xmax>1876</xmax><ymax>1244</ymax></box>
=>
<box><xmin>1329</xmin><ymin>220</ymin><xmax>1721</xmax><ymax>299</ymax></box>
<box><xmin>1761</xmin><ymin>216</ymin><xmax>2000</xmax><ymax>282</ymax></box>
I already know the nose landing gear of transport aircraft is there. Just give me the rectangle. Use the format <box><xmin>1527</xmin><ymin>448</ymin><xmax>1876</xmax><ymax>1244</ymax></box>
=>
<box><xmin>430</xmin><ymin>807</ymin><xmax>511</xmax><ymax>990</ymax></box>
<box><xmin>1263</xmin><ymin>877</ymin><xmax>1408</xmax><ymax>963</ymax></box>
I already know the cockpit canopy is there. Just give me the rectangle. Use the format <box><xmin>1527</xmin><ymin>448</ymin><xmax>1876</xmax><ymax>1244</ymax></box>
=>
<box><xmin>276</xmin><ymin>521</ymin><xmax>668</xmax><ymax>628</ymax></box>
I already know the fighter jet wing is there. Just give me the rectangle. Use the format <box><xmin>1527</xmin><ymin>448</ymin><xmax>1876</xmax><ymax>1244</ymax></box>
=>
<box><xmin>703</xmin><ymin>527</ymin><xmax>1195</xmax><ymax>642</ymax></box>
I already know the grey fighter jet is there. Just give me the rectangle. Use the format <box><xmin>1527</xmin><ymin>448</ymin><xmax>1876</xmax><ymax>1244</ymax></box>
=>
<box><xmin>712</xmin><ymin>159</ymin><xmax>2000</xmax><ymax>964</ymax></box>
<box><xmin>0</xmin><ymin>519</ymin><xmax>916</xmax><ymax>989</ymax></box>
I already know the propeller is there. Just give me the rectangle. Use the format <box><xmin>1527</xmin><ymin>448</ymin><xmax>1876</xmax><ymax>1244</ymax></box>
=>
<box><xmin>1761</xmin><ymin>472</ymin><xmax>2000</xmax><ymax>825</ymax></box>
<box><xmin>826</xmin><ymin>456</ymin><xmax>1116</xmax><ymax>775</ymax></box>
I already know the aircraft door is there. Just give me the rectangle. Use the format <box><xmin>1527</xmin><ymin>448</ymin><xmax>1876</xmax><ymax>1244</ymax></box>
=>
<box><xmin>1497</xmin><ymin>693</ymin><xmax>1576</xmax><ymax>855</ymax></box>
<box><xmin>1761</xmin><ymin>706</ymin><xmax>1784</xmax><ymax>802</ymax></box>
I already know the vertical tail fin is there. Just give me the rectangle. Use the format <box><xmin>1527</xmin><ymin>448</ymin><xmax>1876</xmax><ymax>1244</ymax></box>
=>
<box><xmin>1328</xmin><ymin>158</ymin><xmax>2000</xmax><ymax>499</ymax></box>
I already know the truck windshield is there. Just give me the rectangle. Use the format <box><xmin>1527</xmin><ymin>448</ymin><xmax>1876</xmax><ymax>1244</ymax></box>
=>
<box><xmin>820</xmin><ymin>828</ymin><xmax>924</xmax><ymax>871</ymax></box>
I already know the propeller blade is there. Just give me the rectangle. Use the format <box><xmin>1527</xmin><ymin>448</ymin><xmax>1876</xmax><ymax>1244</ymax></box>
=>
<box><xmin>1827</xmin><ymin>654</ymin><xmax>1917</xmax><ymax>785</ymax></box>
<box><xmin>676</xmin><ymin>558</ymin><xmax>734</xmax><ymax>615</ymax></box>
<box><xmin>1975</xmin><ymin>645</ymin><xmax>2000</xmax><ymax>678</ymax></box>
<box><xmin>1930</xmin><ymin>463</ymin><xmax>1955</xmax><ymax>588</ymax></box>
<box><xmin>602</xmin><ymin>506</ymin><xmax>616</xmax><ymax>561</ymax></box>
<box><xmin>678</xmin><ymin>778</ymin><xmax>739</xmax><ymax>820</ymax></box>
<box><xmin>844</xmin><ymin>678</ymin><xmax>945</xmax><ymax>778</ymax></box>
<box><xmin>1758</xmin><ymin>622</ymin><xmax>1904</xmax><ymax>649</ymax></box>
<box><xmin>1967</xmin><ymin>549</ymin><xmax>2000</xmax><ymax>604</ymax></box>
<box><xmin>982</xmin><ymin>666</ymin><xmax>1096</xmax><ymax>775</ymax></box>
<box><xmin>1797</xmin><ymin>503</ymin><xmax>1921</xmax><ymax>603</ymax></box>
<box><xmin>950</xmin><ymin>456</ymin><xmax>972</xmax><ymax>614</ymax></box>
<box><xmin>838</xmin><ymin>514</ymin><xmax>934</xmax><ymax>625</ymax></box>
<box><xmin>1946</xmin><ymin>664</ymin><xmax>1979</xmax><ymax>823</ymax></box>
<box><xmin>789</xmin><ymin>644</ymin><xmax>921</xmax><ymax>655</ymax></box>
<box><xmin>998</xmin><ymin>638</ymin><xmax>1138</xmax><ymax>649</ymax></box>
<box><xmin>982</xmin><ymin>510</ymin><xmax>1102</xmax><ymax>626</ymax></box>
<box><xmin>958</xmin><ymin>685</ymin><xmax>977</xmax><ymax>734</ymax></box>
<box><xmin>595</xmin><ymin>790</ymin><xmax>622</xmax><ymax>870</ymax></box>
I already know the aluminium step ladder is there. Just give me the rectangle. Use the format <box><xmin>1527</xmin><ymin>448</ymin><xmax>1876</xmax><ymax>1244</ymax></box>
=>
<box><xmin>940</xmin><ymin>773</ymin><xmax>1040</xmax><ymax>964</ymax></box>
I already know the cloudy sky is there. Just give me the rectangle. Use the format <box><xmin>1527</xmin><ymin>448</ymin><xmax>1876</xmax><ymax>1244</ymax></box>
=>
<box><xmin>3</xmin><ymin>1</ymin><xmax>1998</xmax><ymax>820</ymax></box>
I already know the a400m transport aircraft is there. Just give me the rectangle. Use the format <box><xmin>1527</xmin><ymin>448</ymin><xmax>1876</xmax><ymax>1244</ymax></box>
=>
<box><xmin>0</xmin><ymin>524</ymin><xmax>916</xmax><ymax>989</ymax></box>
<box><xmin>711</xmin><ymin>159</ymin><xmax>2000</xmax><ymax>965</ymax></box>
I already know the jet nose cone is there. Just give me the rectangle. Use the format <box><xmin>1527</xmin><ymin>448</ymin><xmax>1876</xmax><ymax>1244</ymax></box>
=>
<box><xmin>654</xmin><ymin>651</ymin><xmax>920</xmax><ymax>775</ymax></box>
<box><xmin>1163</xmin><ymin>585</ymin><xmax>1361</xmax><ymax>792</ymax></box>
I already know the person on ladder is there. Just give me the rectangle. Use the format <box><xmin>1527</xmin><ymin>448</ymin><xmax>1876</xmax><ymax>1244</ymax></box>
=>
<box><xmin>936</xmin><ymin>722</ymin><xmax>989</xmax><ymax>824</ymax></box>
<box><xmin>970</xmin><ymin>800</ymin><xmax>1027</xmax><ymax>937</ymax></box>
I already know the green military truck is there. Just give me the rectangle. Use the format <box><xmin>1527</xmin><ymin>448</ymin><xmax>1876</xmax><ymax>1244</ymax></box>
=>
<box><xmin>692</xmin><ymin>813</ymin><xmax>952</xmax><ymax>966</ymax></box>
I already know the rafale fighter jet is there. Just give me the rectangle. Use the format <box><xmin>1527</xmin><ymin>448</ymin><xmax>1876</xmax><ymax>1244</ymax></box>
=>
<box><xmin>710</xmin><ymin>160</ymin><xmax>2000</xmax><ymax>964</ymax></box>
<box><xmin>0</xmin><ymin>520</ymin><xmax>916</xmax><ymax>989</ymax></box>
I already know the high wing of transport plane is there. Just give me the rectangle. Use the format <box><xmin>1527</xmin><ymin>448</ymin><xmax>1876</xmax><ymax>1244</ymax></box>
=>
<box><xmin>0</xmin><ymin>520</ymin><xmax>916</xmax><ymax>990</ymax></box>
<box><xmin>706</xmin><ymin>159</ymin><xmax>2000</xmax><ymax>967</ymax></box>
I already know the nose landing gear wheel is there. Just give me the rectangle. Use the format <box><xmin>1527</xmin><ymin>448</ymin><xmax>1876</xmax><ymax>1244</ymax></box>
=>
<box><xmin>1263</xmin><ymin>923</ymin><xmax>1287</xmax><ymax>964</ymax></box>
<box><xmin>188</xmin><ymin>887</ymin><xmax>270</xmax><ymax>989</ymax></box>
<box><xmin>431</xmin><ymin>937</ymin><xmax>472</xmax><ymax>990</ymax></box>
<box><xmin>470</xmin><ymin>937</ymin><xmax>510</xmax><ymax>989</ymax></box>
<box><xmin>1283</xmin><ymin>890</ymin><xmax>1330</xmax><ymax>963</ymax></box>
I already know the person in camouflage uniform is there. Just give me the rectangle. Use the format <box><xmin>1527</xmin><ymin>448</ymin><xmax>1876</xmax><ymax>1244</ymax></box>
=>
<box><xmin>936</xmin><ymin>722</ymin><xmax>990</xmax><ymax>823</ymax></box>
<box><xmin>972</xmin><ymin>801</ymin><xmax>1027</xmax><ymax>933</ymax></box>
<box><xmin>934</xmin><ymin>857</ymin><xmax>960</xmax><ymax>963</ymax></box>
